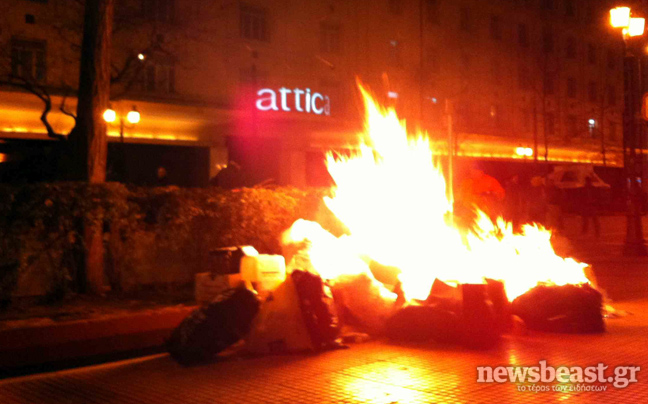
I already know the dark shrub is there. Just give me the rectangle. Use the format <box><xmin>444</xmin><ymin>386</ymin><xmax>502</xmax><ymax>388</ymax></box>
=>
<box><xmin>0</xmin><ymin>183</ymin><xmax>335</xmax><ymax>305</ymax></box>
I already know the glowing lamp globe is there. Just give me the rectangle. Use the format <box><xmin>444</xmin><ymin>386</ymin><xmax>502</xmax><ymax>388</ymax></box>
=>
<box><xmin>127</xmin><ymin>109</ymin><xmax>141</xmax><ymax>124</ymax></box>
<box><xmin>628</xmin><ymin>17</ymin><xmax>645</xmax><ymax>37</ymax></box>
<box><xmin>103</xmin><ymin>108</ymin><xmax>117</xmax><ymax>123</ymax></box>
<box><xmin>515</xmin><ymin>147</ymin><xmax>533</xmax><ymax>157</ymax></box>
<box><xmin>610</xmin><ymin>7</ymin><xmax>631</xmax><ymax>28</ymax></box>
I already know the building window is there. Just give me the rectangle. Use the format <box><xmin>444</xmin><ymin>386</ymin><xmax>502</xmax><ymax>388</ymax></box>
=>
<box><xmin>519</xmin><ymin>108</ymin><xmax>530</xmax><ymax>132</ymax></box>
<box><xmin>608</xmin><ymin>121</ymin><xmax>617</xmax><ymax>141</ymax></box>
<box><xmin>460</xmin><ymin>53</ymin><xmax>471</xmax><ymax>75</ymax></box>
<box><xmin>544</xmin><ymin>74</ymin><xmax>554</xmax><ymax>95</ymax></box>
<box><xmin>607</xmin><ymin>85</ymin><xmax>616</xmax><ymax>106</ymax></box>
<box><xmin>491</xmin><ymin>104</ymin><xmax>505</xmax><ymax>128</ymax></box>
<box><xmin>588</xmin><ymin>81</ymin><xmax>598</xmax><ymax>102</ymax></box>
<box><xmin>566</xmin><ymin>115</ymin><xmax>577</xmax><ymax>137</ymax></box>
<box><xmin>388</xmin><ymin>40</ymin><xmax>402</xmax><ymax>67</ymax></box>
<box><xmin>140</xmin><ymin>62</ymin><xmax>176</xmax><ymax>94</ymax></box>
<box><xmin>518</xmin><ymin>24</ymin><xmax>529</xmax><ymax>48</ymax></box>
<box><xmin>520</xmin><ymin>108</ymin><xmax>532</xmax><ymax>133</ymax></box>
<box><xmin>240</xmin><ymin>3</ymin><xmax>268</xmax><ymax>41</ymax></box>
<box><xmin>587</xmin><ymin>43</ymin><xmax>596</xmax><ymax>64</ymax></box>
<box><xmin>588</xmin><ymin>118</ymin><xmax>597</xmax><ymax>138</ymax></box>
<box><xmin>388</xmin><ymin>0</ymin><xmax>403</xmax><ymax>15</ymax></box>
<box><xmin>564</xmin><ymin>0</ymin><xmax>575</xmax><ymax>17</ymax></box>
<box><xmin>542</xmin><ymin>29</ymin><xmax>554</xmax><ymax>53</ymax></box>
<box><xmin>567</xmin><ymin>77</ymin><xmax>577</xmax><ymax>98</ymax></box>
<box><xmin>607</xmin><ymin>48</ymin><xmax>616</xmax><ymax>70</ymax></box>
<box><xmin>426</xmin><ymin>0</ymin><xmax>439</xmax><ymax>24</ymax></box>
<box><xmin>491</xmin><ymin>59</ymin><xmax>501</xmax><ymax>85</ymax></box>
<box><xmin>490</xmin><ymin>16</ymin><xmax>502</xmax><ymax>40</ymax></box>
<box><xmin>427</xmin><ymin>47</ymin><xmax>441</xmax><ymax>75</ymax></box>
<box><xmin>320</xmin><ymin>23</ymin><xmax>340</xmax><ymax>53</ymax></box>
<box><xmin>460</xmin><ymin>7</ymin><xmax>471</xmax><ymax>32</ymax></box>
<box><xmin>142</xmin><ymin>0</ymin><xmax>174</xmax><ymax>23</ymax></box>
<box><xmin>584</xmin><ymin>3</ymin><xmax>594</xmax><ymax>20</ymax></box>
<box><xmin>10</xmin><ymin>38</ymin><xmax>46</xmax><ymax>82</ymax></box>
<box><xmin>540</xmin><ymin>0</ymin><xmax>554</xmax><ymax>12</ymax></box>
<box><xmin>239</xmin><ymin>65</ymin><xmax>267</xmax><ymax>85</ymax></box>
<box><xmin>518</xmin><ymin>65</ymin><xmax>530</xmax><ymax>90</ymax></box>
<box><xmin>455</xmin><ymin>101</ymin><xmax>473</xmax><ymax>131</ymax></box>
<box><xmin>545</xmin><ymin>113</ymin><xmax>555</xmax><ymax>136</ymax></box>
<box><xmin>566</xmin><ymin>37</ymin><xmax>576</xmax><ymax>59</ymax></box>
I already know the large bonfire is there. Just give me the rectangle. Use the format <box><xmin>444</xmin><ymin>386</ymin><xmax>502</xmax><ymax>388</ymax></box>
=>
<box><xmin>283</xmin><ymin>85</ymin><xmax>590</xmax><ymax>304</ymax></box>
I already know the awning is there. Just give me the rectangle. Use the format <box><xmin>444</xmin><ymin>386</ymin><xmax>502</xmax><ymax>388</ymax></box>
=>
<box><xmin>0</xmin><ymin>90</ymin><xmax>232</xmax><ymax>147</ymax></box>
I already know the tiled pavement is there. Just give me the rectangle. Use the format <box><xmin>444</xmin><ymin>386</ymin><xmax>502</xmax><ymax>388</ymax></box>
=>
<box><xmin>1</xmin><ymin>299</ymin><xmax>646</xmax><ymax>404</ymax></box>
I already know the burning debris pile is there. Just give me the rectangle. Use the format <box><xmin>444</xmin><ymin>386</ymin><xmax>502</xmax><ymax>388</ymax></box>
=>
<box><xmin>167</xmin><ymin>86</ymin><xmax>605</xmax><ymax>365</ymax></box>
<box><xmin>280</xmin><ymin>85</ymin><xmax>601</xmax><ymax>337</ymax></box>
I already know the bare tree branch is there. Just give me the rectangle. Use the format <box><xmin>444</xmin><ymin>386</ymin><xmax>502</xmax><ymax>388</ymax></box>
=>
<box><xmin>40</xmin><ymin>98</ymin><xmax>66</xmax><ymax>141</ymax></box>
<box><xmin>110</xmin><ymin>32</ymin><xmax>165</xmax><ymax>85</ymax></box>
<box><xmin>2</xmin><ymin>75</ymin><xmax>67</xmax><ymax>141</ymax></box>
<box><xmin>111</xmin><ymin>62</ymin><xmax>146</xmax><ymax>100</ymax></box>
<box><xmin>59</xmin><ymin>86</ymin><xmax>78</xmax><ymax>122</ymax></box>
<box><xmin>111</xmin><ymin>53</ymin><xmax>137</xmax><ymax>84</ymax></box>
<box><xmin>110</xmin><ymin>34</ymin><xmax>171</xmax><ymax>100</ymax></box>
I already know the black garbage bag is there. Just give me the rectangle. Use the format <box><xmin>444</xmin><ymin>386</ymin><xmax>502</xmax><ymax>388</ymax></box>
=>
<box><xmin>166</xmin><ymin>287</ymin><xmax>260</xmax><ymax>365</ymax></box>
<box><xmin>385</xmin><ymin>304</ymin><xmax>460</xmax><ymax>343</ymax></box>
<box><xmin>386</xmin><ymin>284</ymin><xmax>502</xmax><ymax>349</ymax></box>
<box><xmin>291</xmin><ymin>270</ymin><xmax>341</xmax><ymax>350</ymax></box>
<box><xmin>511</xmin><ymin>284</ymin><xmax>604</xmax><ymax>333</ymax></box>
<box><xmin>485</xmin><ymin>279</ymin><xmax>512</xmax><ymax>333</ymax></box>
<box><xmin>460</xmin><ymin>284</ymin><xmax>501</xmax><ymax>349</ymax></box>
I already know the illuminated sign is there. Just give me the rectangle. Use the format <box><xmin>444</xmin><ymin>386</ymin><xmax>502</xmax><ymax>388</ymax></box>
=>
<box><xmin>256</xmin><ymin>88</ymin><xmax>330</xmax><ymax>116</ymax></box>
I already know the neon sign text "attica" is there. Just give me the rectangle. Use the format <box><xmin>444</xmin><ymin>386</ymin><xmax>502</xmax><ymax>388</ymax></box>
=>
<box><xmin>256</xmin><ymin>88</ymin><xmax>331</xmax><ymax>116</ymax></box>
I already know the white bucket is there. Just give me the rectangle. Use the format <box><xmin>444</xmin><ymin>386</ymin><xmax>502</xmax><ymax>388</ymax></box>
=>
<box><xmin>240</xmin><ymin>255</ymin><xmax>286</xmax><ymax>298</ymax></box>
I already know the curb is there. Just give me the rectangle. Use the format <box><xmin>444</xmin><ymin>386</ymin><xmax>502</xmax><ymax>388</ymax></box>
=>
<box><xmin>0</xmin><ymin>305</ymin><xmax>195</xmax><ymax>372</ymax></box>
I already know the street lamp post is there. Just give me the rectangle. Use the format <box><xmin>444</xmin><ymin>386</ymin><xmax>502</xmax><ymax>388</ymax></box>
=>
<box><xmin>610</xmin><ymin>7</ymin><xmax>648</xmax><ymax>256</ymax></box>
<box><xmin>103</xmin><ymin>105</ymin><xmax>141</xmax><ymax>181</ymax></box>
<box><xmin>446</xmin><ymin>99</ymin><xmax>455</xmax><ymax>205</ymax></box>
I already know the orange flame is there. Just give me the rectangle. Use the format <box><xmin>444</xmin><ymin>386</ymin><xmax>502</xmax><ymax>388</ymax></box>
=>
<box><xmin>284</xmin><ymin>85</ymin><xmax>590</xmax><ymax>301</ymax></box>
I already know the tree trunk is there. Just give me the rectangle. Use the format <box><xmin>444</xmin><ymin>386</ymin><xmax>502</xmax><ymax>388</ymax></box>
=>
<box><xmin>68</xmin><ymin>0</ymin><xmax>114</xmax><ymax>294</ymax></box>
<box><xmin>69</xmin><ymin>0</ymin><xmax>114</xmax><ymax>183</ymax></box>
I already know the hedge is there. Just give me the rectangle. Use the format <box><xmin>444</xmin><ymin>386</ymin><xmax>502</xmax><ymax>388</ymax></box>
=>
<box><xmin>0</xmin><ymin>183</ymin><xmax>337</xmax><ymax>304</ymax></box>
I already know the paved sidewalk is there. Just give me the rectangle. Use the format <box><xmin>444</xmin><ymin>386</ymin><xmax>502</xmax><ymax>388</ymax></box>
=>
<box><xmin>557</xmin><ymin>213</ymin><xmax>648</xmax><ymax>259</ymax></box>
<box><xmin>552</xmin><ymin>214</ymin><xmax>648</xmax><ymax>300</ymax></box>
<box><xmin>1</xmin><ymin>299</ymin><xmax>646</xmax><ymax>403</ymax></box>
<box><xmin>0</xmin><ymin>305</ymin><xmax>194</xmax><ymax>375</ymax></box>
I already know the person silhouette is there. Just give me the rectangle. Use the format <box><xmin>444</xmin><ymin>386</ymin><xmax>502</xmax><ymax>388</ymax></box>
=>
<box><xmin>156</xmin><ymin>166</ymin><xmax>169</xmax><ymax>186</ymax></box>
<box><xmin>581</xmin><ymin>176</ymin><xmax>600</xmax><ymax>237</ymax></box>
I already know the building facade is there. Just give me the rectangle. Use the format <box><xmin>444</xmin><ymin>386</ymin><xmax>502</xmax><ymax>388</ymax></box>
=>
<box><xmin>0</xmin><ymin>0</ymin><xmax>626</xmax><ymax>186</ymax></box>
